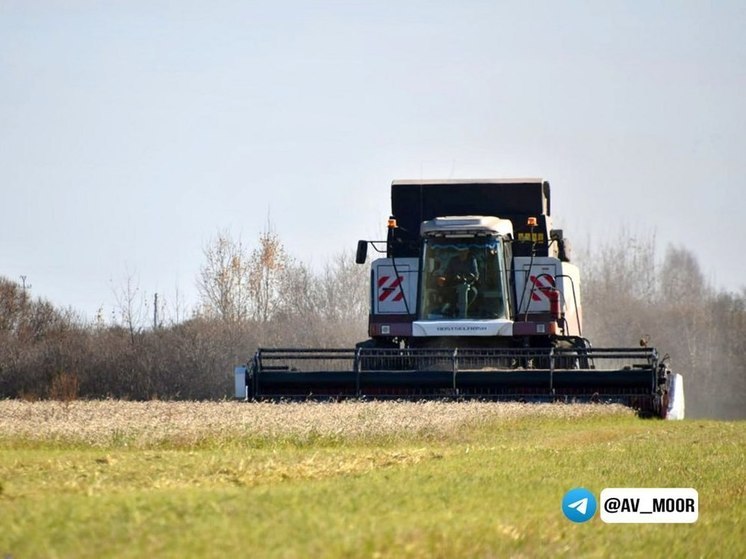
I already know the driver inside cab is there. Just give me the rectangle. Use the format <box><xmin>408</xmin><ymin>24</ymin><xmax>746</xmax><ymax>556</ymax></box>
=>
<box><xmin>436</xmin><ymin>247</ymin><xmax>479</xmax><ymax>315</ymax></box>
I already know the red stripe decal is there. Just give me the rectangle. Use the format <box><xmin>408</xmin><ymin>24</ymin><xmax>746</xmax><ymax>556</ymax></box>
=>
<box><xmin>379</xmin><ymin>276</ymin><xmax>404</xmax><ymax>302</ymax></box>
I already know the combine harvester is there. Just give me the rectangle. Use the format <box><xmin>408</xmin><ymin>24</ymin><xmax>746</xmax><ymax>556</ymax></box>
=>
<box><xmin>235</xmin><ymin>179</ymin><xmax>685</xmax><ymax>418</ymax></box>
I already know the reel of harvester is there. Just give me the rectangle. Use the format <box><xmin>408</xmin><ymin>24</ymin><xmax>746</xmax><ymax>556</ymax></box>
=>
<box><xmin>235</xmin><ymin>346</ymin><xmax>683</xmax><ymax>418</ymax></box>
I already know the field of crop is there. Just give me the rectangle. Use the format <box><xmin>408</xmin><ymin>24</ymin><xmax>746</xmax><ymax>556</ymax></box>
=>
<box><xmin>1</xmin><ymin>400</ymin><xmax>744</xmax><ymax>558</ymax></box>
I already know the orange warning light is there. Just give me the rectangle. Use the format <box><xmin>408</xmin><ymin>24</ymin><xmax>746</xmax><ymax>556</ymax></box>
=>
<box><xmin>527</xmin><ymin>217</ymin><xmax>538</xmax><ymax>227</ymax></box>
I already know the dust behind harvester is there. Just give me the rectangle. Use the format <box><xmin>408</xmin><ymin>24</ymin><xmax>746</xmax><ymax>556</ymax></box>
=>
<box><xmin>235</xmin><ymin>179</ymin><xmax>685</xmax><ymax>419</ymax></box>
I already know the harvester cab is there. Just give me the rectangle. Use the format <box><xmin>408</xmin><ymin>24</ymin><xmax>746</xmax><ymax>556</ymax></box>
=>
<box><xmin>236</xmin><ymin>179</ymin><xmax>685</xmax><ymax>419</ymax></box>
<box><xmin>417</xmin><ymin>217</ymin><xmax>511</xmax><ymax>326</ymax></box>
<box><xmin>361</xmin><ymin>180</ymin><xmax>581</xmax><ymax>349</ymax></box>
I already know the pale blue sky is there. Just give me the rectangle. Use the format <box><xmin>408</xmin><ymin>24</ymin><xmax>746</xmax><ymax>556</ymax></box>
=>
<box><xmin>1</xmin><ymin>1</ymin><xmax>744</xmax><ymax>321</ymax></box>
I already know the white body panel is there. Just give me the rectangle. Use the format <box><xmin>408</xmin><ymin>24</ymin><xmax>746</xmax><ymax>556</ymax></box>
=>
<box><xmin>234</xmin><ymin>366</ymin><xmax>247</xmax><ymax>399</ymax></box>
<box><xmin>665</xmin><ymin>373</ymin><xmax>685</xmax><ymax>420</ymax></box>
<box><xmin>420</xmin><ymin>215</ymin><xmax>513</xmax><ymax>237</ymax></box>
<box><xmin>513</xmin><ymin>256</ymin><xmax>583</xmax><ymax>336</ymax></box>
<box><xmin>412</xmin><ymin>319</ymin><xmax>513</xmax><ymax>337</ymax></box>
<box><xmin>371</xmin><ymin>258</ymin><xmax>419</xmax><ymax>315</ymax></box>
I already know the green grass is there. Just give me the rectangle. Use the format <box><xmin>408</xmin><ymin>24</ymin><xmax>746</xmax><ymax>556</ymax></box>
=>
<box><xmin>0</xmin><ymin>402</ymin><xmax>744</xmax><ymax>558</ymax></box>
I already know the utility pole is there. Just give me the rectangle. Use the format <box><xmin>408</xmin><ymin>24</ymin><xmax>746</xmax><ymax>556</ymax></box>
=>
<box><xmin>153</xmin><ymin>293</ymin><xmax>159</xmax><ymax>329</ymax></box>
<box><xmin>19</xmin><ymin>275</ymin><xmax>32</xmax><ymax>301</ymax></box>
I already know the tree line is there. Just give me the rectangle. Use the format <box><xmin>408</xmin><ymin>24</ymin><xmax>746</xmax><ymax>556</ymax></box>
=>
<box><xmin>0</xmin><ymin>228</ymin><xmax>368</xmax><ymax>401</ymax></box>
<box><xmin>0</xmin><ymin>228</ymin><xmax>743</xmax><ymax>418</ymax></box>
<box><xmin>578</xmin><ymin>232</ymin><xmax>745</xmax><ymax>419</ymax></box>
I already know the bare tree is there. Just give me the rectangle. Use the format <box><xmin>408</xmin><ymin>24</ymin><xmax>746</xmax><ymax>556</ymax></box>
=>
<box><xmin>659</xmin><ymin>245</ymin><xmax>707</xmax><ymax>302</ymax></box>
<box><xmin>247</xmin><ymin>226</ymin><xmax>288</xmax><ymax>323</ymax></box>
<box><xmin>158</xmin><ymin>285</ymin><xmax>191</xmax><ymax>327</ymax></box>
<box><xmin>112</xmin><ymin>271</ymin><xmax>148</xmax><ymax>344</ymax></box>
<box><xmin>276</xmin><ymin>259</ymin><xmax>318</xmax><ymax>319</ymax></box>
<box><xmin>579</xmin><ymin>229</ymin><xmax>659</xmax><ymax>345</ymax></box>
<box><xmin>0</xmin><ymin>277</ymin><xmax>29</xmax><ymax>335</ymax></box>
<box><xmin>318</xmin><ymin>251</ymin><xmax>369</xmax><ymax>322</ymax></box>
<box><xmin>657</xmin><ymin>245</ymin><xmax>717</xmax><ymax>414</ymax></box>
<box><xmin>197</xmin><ymin>231</ymin><xmax>252</xmax><ymax>323</ymax></box>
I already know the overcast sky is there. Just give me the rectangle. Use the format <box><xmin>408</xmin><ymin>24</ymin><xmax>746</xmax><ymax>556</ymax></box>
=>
<box><xmin>1</xmin><ymin>1</ymin><xmax>744</xmax><ymax>321</ymax></box>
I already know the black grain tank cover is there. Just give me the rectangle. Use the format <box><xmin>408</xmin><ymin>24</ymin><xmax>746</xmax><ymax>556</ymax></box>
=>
<box><xmin>389</xmin><ymin>179</ymin><xmax>552</xmax><ymax>258</ymax></box>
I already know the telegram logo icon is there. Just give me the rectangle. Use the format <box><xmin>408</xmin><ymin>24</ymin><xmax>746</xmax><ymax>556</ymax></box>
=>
<box><xmin>562</xmin><ymin>488</ymin><xmax>597</xmax><ymax>523</ymax></box>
